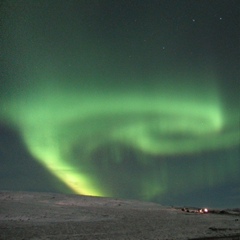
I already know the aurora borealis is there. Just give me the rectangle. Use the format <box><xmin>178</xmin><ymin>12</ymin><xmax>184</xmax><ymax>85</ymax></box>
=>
<box><xmin>0</xmin><ymin>0</ymin><xmax>239</xmax><ymax>208</ymax></box>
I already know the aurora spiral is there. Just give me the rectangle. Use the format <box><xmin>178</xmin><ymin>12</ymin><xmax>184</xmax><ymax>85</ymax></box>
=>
<box><xmin>0</xmin><ymin>0</ymin><xmax>239</xmax><ymax>207</ymax></box>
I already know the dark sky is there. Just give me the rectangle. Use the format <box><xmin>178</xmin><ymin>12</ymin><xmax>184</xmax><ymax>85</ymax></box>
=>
<box><xmin>0</xmin><ymin>0</ymin><xmax>239</xmax><ymax>208</ymax></box>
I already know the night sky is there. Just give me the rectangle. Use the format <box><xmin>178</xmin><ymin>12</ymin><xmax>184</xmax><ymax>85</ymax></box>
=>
<box><xmin>0</xmin><ymin>0</ymin><xmax>239</xmax><ymax>208</ymax></box>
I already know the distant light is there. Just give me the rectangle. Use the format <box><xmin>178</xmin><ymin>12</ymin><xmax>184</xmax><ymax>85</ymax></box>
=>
<box><xmin>199</xmin><ymin>208</ymin><xmax>209</xmax><ymax>213</ymax></box>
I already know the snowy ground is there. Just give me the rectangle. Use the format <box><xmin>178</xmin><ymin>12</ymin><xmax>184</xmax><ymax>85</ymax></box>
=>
<box><xmin>0</xmin><ymin>191</ymin><xmax>239</xmax><ymax>240</ymax></box>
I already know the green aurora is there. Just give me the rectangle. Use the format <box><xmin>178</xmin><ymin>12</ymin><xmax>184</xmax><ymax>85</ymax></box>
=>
<box><xmin>0</xmin><ymin>0</ymin><xmax>239</xmax><ymax>205</ymax></box>
<box><xmin>1</xmin><ymin>71</ymin><xmax>239</xmax><ymax>198</ymax></box>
